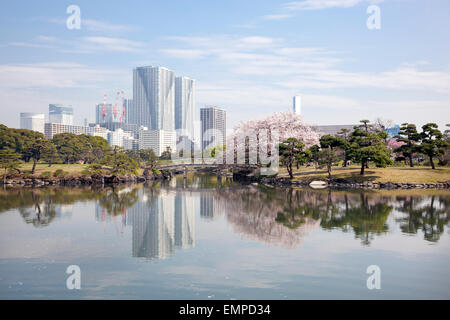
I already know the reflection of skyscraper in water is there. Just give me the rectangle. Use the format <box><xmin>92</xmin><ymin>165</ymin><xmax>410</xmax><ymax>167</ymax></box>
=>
<box><xmin>55</xmin><ymin>204</ymin><xmax>73</xmax><ymax>219</ymax></box>
<box><xmin>175</xmin><ymin>194</ymin><xmax>195</xmax><ymax>249</ymax></box>
<box><xmin>200</xmin><ymin>194</ymin><xmax>218</xmax><ymax>220</ymax></box>
<box><xmin>130</xmin><ymin>190</ymin><xmax>195</xmax><ymax>259</ymax></box>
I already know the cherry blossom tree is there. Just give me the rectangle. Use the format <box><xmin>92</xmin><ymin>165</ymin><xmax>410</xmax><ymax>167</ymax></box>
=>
<box><xmin>224</xmin><ymin>111</ymin><xmax>320</xmax><ymax>167</ymax></box>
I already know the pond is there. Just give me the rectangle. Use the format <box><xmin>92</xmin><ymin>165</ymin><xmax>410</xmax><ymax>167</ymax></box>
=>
<box><xmin>0</xmin><ymin>173</ymin><xmax>449</xmax><ymax>299</ymax></box>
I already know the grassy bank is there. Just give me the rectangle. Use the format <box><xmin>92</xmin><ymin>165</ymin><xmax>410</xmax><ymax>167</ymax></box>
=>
<box><xmin>18</xmin><ymin>163</ymin><xmax>146</xmax><ymax>177</ymax></box>
<box><xmin>20</xmin><ymin>163</ymin><xmax>88</xmax><ymax>177</ymax></box>
<box><xmin>278</xmin><ymin>165</ymin><xmax>450</xmax><ymax>183</ymax></box>
<box><xmin>15</xmin><ymin>163</ymin><xmax>450</xmax><ymax>184</ymax></box>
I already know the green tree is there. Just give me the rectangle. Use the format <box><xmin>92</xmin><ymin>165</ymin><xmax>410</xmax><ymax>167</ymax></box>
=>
<box><xmin>394</xmin><ymin>123</ymin><xmax>420</xmax><ymax>167</ymax></box>
<box><xmin>419</xmin><ymin>123</ymin><xmax>448</xmax><ymax>169</ymax></box>
<box><xmin>336</xmin><ymin>129</ymin><xmax>351</xmax><ymax>167</ymax></box>
<box><xmin>78</xmin><ymin>135</ymin><xmax>110</xmax><ymax>164</ymax></box>
<box><xmin>25</xmin><ymin>138</ymin><xmax>55</xmax><ymax>174</ymax></box>
<box><xmin>102</xmin><ymin>152</ymin><xmax>138</xmax><ymax>176</ymax></box>
<box><xmin>160</xmin><ymin>146</ymin><xmax>172</xmax><ymax>160</ymax></box>
<box><xmin>139</xmin><ymin>149</ymin><xmax>159</xmax><ymax>175</ymax></box>
<box><xmin>307</xmin><ymin>145</ymin><xmax>320</xmax><ymax>169</ymax></box>
<box><xmin>318</xmin><ymin>146</ymin><xmax>340</xmax><ymax>178</ymax></box>
<box><xmin>319</xmin><ymin>134</ymin><xmax>341</xmax><ymax>149</ymax></box>
<box><xmin>41</xmin><ymin>143</ymin><xmax>59</xmax><ymax>167</ymax></box>
<box><xmin>0</xmin><ymin>148</ymin><xmax>21</xmax><ymax>184</ymax></box>
<box><xmin>279</xmin><ymin>138</ymin><xmax>307</xmax><ymax>179</ymax></box>
<box><xmin>52</xmin><ymin>133</ymin><xmax>83</xmax><ymax>164</ymax></box>
<box><xmin>348</xmin><ymin>127</ymin><xmax>392</xmax><ymax>175</ymax></box>
<box><xmin>359</xmin><ymin>119</ymin><xmax>372</xmax><ymax>132</ymax></box>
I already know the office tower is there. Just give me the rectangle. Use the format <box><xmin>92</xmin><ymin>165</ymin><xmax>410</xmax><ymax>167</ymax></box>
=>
<box><xmin>138</xmin><ymin>127</ymin><xmax>176</xmax><ymax>156</ymax></box>
<box><xmin>20</xmin><ymin>113</ymin><xmax>45</xmax><ymax>134</ymax></box>
<box><xmin>133</xmin><ymin>66</ymin><xmax>175</xmax><ymax>130</ymax></box>
<box><xmin>200</xmin><ymin>106</ymin><xmax>226</xmax><ymax>151</ymax></box>
<box><xmin>124</xmin><ymin>99</ymin><xmax>133</xmax><ymax>124</ymax></box>
<box><xmin>175</xmin><ymin>76</ymin><xmax>195</xmax><ymax>139</ymax></box>
<box><xmin>49</xmin><ymin>104</ymin><xmax>73</xmax><ymax>125</ymax></box>
<box><xmin>293</xmin><ymin>96</ymin><xmax>301</xmax><ymax>115</ymax></box>
<box><xmin>95</xmin><ymin>103</ymin><xmax>115</xmax><ymax>123</ymax></box>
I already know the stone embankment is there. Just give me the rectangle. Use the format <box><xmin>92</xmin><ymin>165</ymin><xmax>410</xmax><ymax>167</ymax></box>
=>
<box><xmin>232</xmin><ymin>169</ymin><xmax>449</xmax><ymax>189</ymax></box>
<box><xmin>258</xmin><ymin>177</ymin><xmax>450</xmax><ymax>189</ymax></box>
<box><xmin>1</xmin><ymin>171</ymin><xmax>172</xmax><ymax>187</ymax></box>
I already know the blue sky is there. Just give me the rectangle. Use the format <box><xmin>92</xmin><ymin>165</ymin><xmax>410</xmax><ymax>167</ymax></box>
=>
<box><xmin>0</xmin><ymin>0</ymin><xmax>449</xmax><ymax>129</ymax></box>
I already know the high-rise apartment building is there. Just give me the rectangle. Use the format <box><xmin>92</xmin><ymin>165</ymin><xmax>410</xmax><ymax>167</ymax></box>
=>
<box><xmin>200</xmin><ymin>106</ymin><xmax>226</xmax><ymax>151</ymax></box>
<box><xmin>49</xmin><ymin>104</ymin><xmax>73</xmax><ymax>125</ymax></box>
<box><xmin>124</xmin><ymin>99</ymin><xmax>133</xmax><ymax>124</ymax></box>
<box><xmin>175</xmin><ymin>76</ymin><xmax>195</xmax><ymax>139</ymax></box>
<box><xmin>133</xmin><ymin>66</ymin><xmax>175</xmax><ymax>130</ymax></box>
<box><xmin>20</xmin><ymin>113</ymin><xmax>45</xmax><ymax>134</ymax></box>
<box><xmin>138</xmin><ymin>128</ymin><xmax>176</xmax><ymax>156</ymax></box>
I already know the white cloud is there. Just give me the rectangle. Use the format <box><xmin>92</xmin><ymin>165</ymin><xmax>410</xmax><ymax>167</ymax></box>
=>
<box><xmin>261</xmin><ymin>13</ymin><xmax>295</xmax><ymax>20</ymax></box>
<box><xmin>35</xmin><ymin>35</ymin><xmax>57</xmax><ymax>42</ymax></box>
<box><xmin>83</xmin><ymin>19</ymin><xmax>138</xmax><ymax>32</ymax></box>
<box><xmin>0</xmin><ymin>62</ymin><xmax>126</xmax><ymax>89</ymax></box>
<box><xmin>48</xmin><ymin>18</ymin><xmax>137</xmax><ymax>33</ymax></box>
<box><xmin>160</xmin><ymin>49</ymin><xmax>208</xmax><ymax>59</ymax></box>
<box><xmin>259</xmin><ymin>0</ymin><xmax>384</xmax><ymax>22</ymax></box>
<box><xmin>81</xmin><ymin>37</ymin><xmax>146</xmax><ymax>53</ymax></box>
<box><xmin>283</xmin><ymin>0</ymin><xmax>384</xmax><ymax>11</ymax></box>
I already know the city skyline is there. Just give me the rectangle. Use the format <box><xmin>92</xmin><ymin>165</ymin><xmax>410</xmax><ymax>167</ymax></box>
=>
<box><xmin>1</xmin><ymin>0</ymin><xmax>449</xmax><ymax>131</ymax></box>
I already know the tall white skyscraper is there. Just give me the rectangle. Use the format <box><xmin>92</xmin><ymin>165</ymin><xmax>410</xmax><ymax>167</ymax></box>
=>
<box><xmin>20</xmin><ymin>113</ymin><xmax>45</xmax><ymax>134</ymax></box>
<box><xmin>175</xmin><ymin>76</ymin><xmax>195</xmax><ymax>140</ymax></box>
<box><xmin>133</xmin><ymin>66</ymin><xmax>175</xmax><ymax>130</ymax></box>
<box><xmin>49</xmin><ymin>104</ymin><xmax>73</xmax><ymax>125</ymax></box>
<box><xmin>293</xmin><ymin>96</ymin><xmax>301</xmax><ymax>115</ymax></box>
<box><xmin>200</xmin><ymin>106</ymin><xmax>226</xmax><ymax>151</ymax></box>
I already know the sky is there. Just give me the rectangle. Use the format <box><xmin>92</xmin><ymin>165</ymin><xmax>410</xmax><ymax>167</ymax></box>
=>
<box><xmin>0</xmin><ymin>0</ymin><xmax>449</xmax><ymax>130</ymax></box>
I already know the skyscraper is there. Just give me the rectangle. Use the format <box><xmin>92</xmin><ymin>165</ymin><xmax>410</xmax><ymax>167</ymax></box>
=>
<box><xmin>175</xmin><ymin>76</ymin><xmax>195</xmax><ymax>140</ymax></box>
<box><xmin>124</xmin><ymin>99</ymin><xmax>133</xmax><ymax>124</ymax></box>
<box><xmin>20</xmin><ymin>113</ymin><xmax>45</xmax><ymax>134</ymax></box>
<box><xmin>95</xmin><ymin>103</ymin><xmax>115</xmax><ymax>124</ymax></box>
<box><xmin>49</xmin><ymin>104</ymin><xmax>73</xmax><ymax>125</ymax></box>
<box><xmin>200</xmin><ymin>106</ymin><xmax>226</xmax><ymax>151</ymax></box>
<box><xmin>133</xmin><ymin>66</ymin><xmax>175</xmax><ymax>130</ymax></box>
<box><xmin>293</xmin><ymin>96</ymin><xmax>301</xmax><ymax>115</ymax></box>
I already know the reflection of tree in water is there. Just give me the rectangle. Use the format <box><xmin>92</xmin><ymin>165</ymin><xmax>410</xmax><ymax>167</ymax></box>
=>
<box><xmin>0</xmin><ymin>186</ymin><xmax>142</xmax><ymax>227</ymax></box>
<box><xmin>395</xmin><ymin>195</ymin><xmax>450</xmax><ymax>242</ymax></box>
<box><xmin>98</xmin><ymin>187</ymin><xmax>139</xmax><ymax>216</ymax></box>
<box><xmin>215</xmin><ymin>187</ymin><xmax>321</xmax><ymax>249</ymax></box>
<box><xmin>216</xmin><ymin>187</ymin><xmax>398</xmax><ymax>247</ymax></box>
<box><xmin>19</xmin><ymin>192</ymin><xmax>57</xmax><ymax>227</ymax></box>
<box><xmin>320</xmin><ymin>193</ymin><xmax>393</xmax><ymax>246</ymax></box>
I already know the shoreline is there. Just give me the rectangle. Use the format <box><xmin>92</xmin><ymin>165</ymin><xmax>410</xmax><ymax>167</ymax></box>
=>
<box><xmin>1</xmin><ymin>171</ymin><xmax>449</xmax><ymax>189</ymax></box>
<box><xmin>0</xmin><ymin>172</ymin><xmax>172</xmax><ymax>187</ymax></box>
<box><xmin>260</xmin><ymin>177</ymin><xmax>450</xmax><ymax>189</ymax></box>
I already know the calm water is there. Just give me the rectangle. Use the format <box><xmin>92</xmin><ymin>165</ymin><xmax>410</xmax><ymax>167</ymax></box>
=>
<box><xmin>0</xmin><ymin>173</ymin><xmax>449</xmax><ymax>299</ymax></box>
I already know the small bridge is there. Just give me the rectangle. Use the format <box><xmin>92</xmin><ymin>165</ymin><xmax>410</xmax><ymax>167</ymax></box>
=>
<box><xmin>158</xmin><ymin>163</ymin><xmax>260</xmax><ymax>177</ymax></box>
